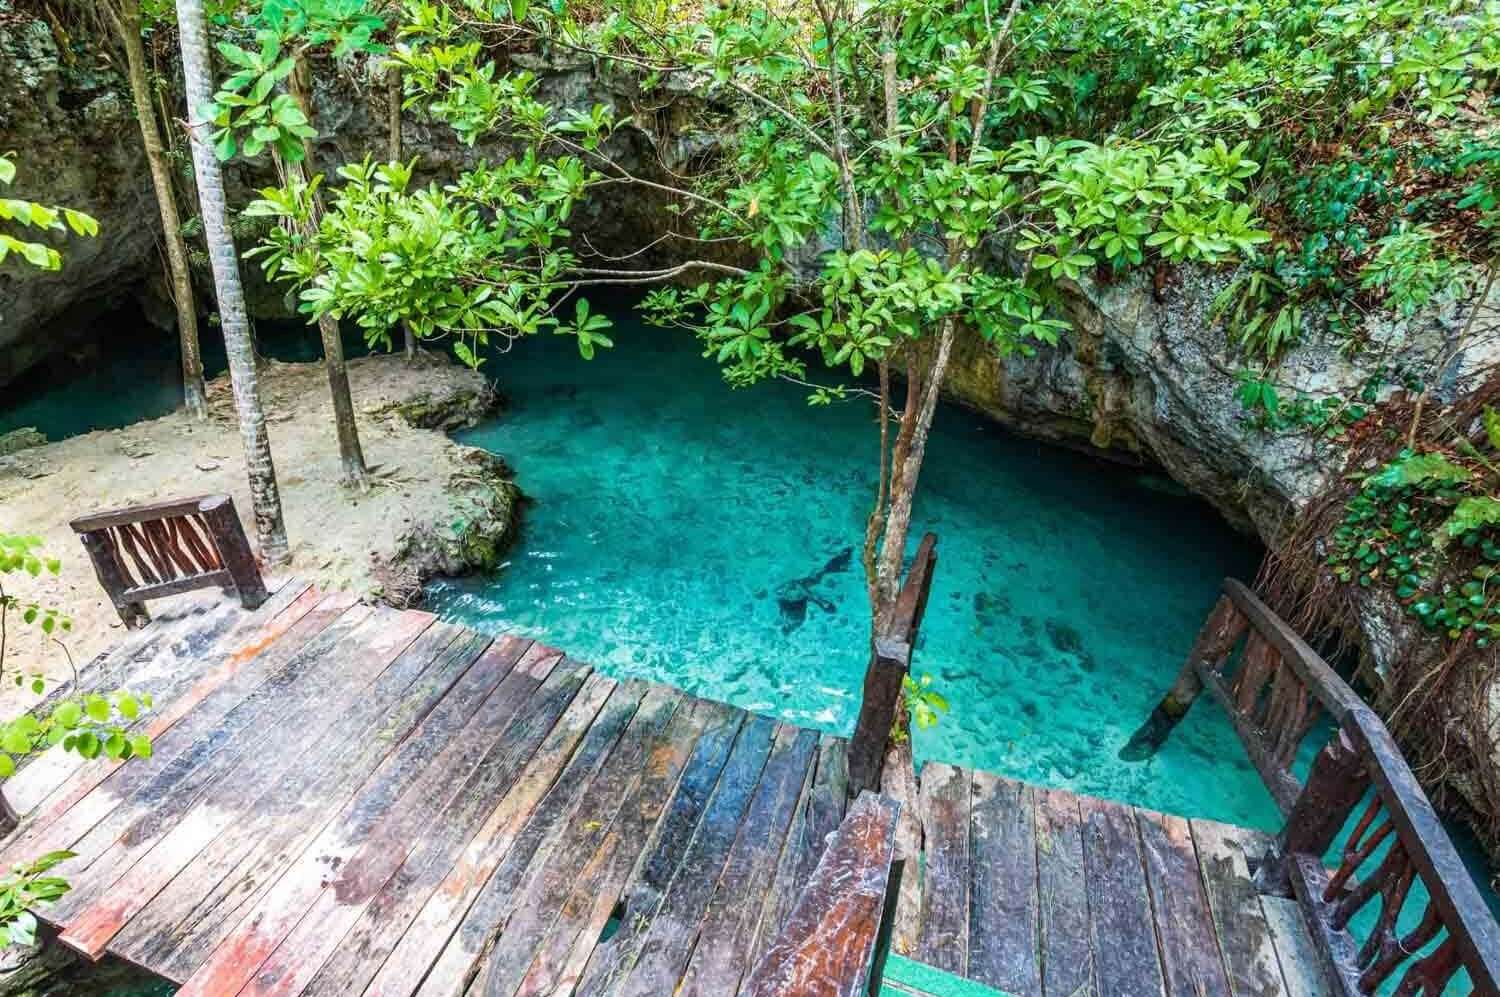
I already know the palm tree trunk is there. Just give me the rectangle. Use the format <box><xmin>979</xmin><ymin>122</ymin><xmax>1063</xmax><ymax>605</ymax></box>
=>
<box><xmin>173</xmin><ymin>0</ymin><xmax>291</xmax><ymax>564</ymax></box>
<box><xmin>289</xmin><ymin>57</ymin><xmax>370</xmax><ymax>490</ymax></box>
<box><xmin>109</xmin><ymin>0</ymin><xmax>207</xmax><ymax>419</ymax></box>
<box><xmin>387</xmin><ymin>62</ymin><xmax>417</xmax><ymax>362</ymax></box>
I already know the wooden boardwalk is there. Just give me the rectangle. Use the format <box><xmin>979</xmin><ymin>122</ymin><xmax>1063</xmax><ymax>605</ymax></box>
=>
<box><xmin>0</xmin><ymin>575</ymin><xmax>1353</xmax><ymax>996</ymax></box>
<box><xmin>897</xmin><ymin>762</ymin><xmax>1330</xmax><ymax>997</ymax></box>
<box><xmin>0</xmin><ymin>579</ymin><xmax>856</xmax><ymax>995</ymax></box>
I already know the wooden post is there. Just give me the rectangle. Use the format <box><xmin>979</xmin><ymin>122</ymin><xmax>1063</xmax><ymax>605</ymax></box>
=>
<box><xmin>198</xmin><ymin>495</ymin><xmax>268</xmax><ymax>610</ymax></box>
<box><xmin>848</xmin><ymin>636</ymin><xmax>911</xmax><ymax>798</ymax></box>
<box><xmin>848</xmin><ymin>534</ymin><xmax>938</xmax><ymax>799</ymax></box>
<box><xmin>1254</xmin><ymin>726</ymin><xmax>1367</xmax><ymax>896</ymax></box>
<box><xmin>77</xmin><ymin>529</ymin><xmax>151</xmax><ymax>629</ymax></box>
<box><xmin>1119</xmin><ymin>593</ymin><xmax>1245</xmax><ymax>761</ymax></box>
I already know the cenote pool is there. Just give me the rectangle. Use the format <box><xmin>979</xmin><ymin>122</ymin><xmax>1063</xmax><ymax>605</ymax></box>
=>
<box><xmin>425</xmin><ymin>307</ymin><xmax>1279</xmax><ymax>829</ymax></box>
<box><xmin>7</xmin><ymin>302</ymin><xmax>1496</xmax><ymax>943</ymax></box>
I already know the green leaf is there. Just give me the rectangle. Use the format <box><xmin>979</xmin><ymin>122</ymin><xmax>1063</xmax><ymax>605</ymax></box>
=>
<box><xmin>1438</xmin><ymin>496</ymin><xmax>1500</xmax><ymax>546</ymax></box>
<box><xmin>1</xmin><ymin>729</ymin><xmax>30</xmax><ymax>756</ymax></box>
<box><xmin>1368</xmin><ymin>453</ymin><xmax>1471</xmax><ymax>489</ymax></box>
<box><xmin>52</xmin><ymin>702</ymin><xmax>81</xmax><ymax>729</ymax></box>
<box><xmin>1485</xmin><ymin>407</ymin><xmax>1500</xmax><ymax>452</ymax></box>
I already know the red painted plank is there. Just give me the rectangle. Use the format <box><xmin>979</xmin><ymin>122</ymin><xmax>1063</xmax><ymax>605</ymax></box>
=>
<box><xmin>114</xmin><ymin>626</ymin><xmax>494</xmax><ymax>979</ymax></box>
<box><xmin>2</xmin><ymin>581</ymin><xmax>320</xmax><ymax>843</ymax></box>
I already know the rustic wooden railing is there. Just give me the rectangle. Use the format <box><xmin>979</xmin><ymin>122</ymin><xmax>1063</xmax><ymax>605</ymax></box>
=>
<box><xmin>1140</xmin><ymin>579</ymin><xmax>1500</xmax><ymax>996</ymax></box>
<box><xmin>741</xmin><ymin>791</ymin><xmax>901</xmax><ymax>997</ymax></box>
<box><xmin>70</xmin><ymin>494</ymin><xmax>267</xmax><ymax>629</ymax></box>
<box><xmin>847</xmin><ymin>533</ymin><xmax>938</xmax><ymax>798</ymax></box>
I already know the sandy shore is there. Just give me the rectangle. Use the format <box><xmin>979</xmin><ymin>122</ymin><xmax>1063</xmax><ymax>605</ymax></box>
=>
<box><xmin>0</xmin><ymin>352</ymin><xmax>517</xmax><ymax>715</ymax></box>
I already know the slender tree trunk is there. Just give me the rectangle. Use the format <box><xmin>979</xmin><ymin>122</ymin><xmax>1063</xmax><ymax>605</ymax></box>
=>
<box><xmin>289</xmin><ymin>56</ymin><xmax>370</xmax><ymax>490</ymax></box>
<box><xmin>388</xmin><ymin>62</ymin><xmax>417</xmax><ymax>362</ymax></box>
<box><xmin>110</xmin><ymin>0</ymin><xmax>207</xmax><ymax>418</ymax></box>
<box><xmin>173</xmin><ymin>0</ymin><xmax>290</xmax><ymax>563</ymax></box>
<box><xmin>874</xmin><ymin>317</ymin><xmax>958</xmax><ymax>623</ymax></box>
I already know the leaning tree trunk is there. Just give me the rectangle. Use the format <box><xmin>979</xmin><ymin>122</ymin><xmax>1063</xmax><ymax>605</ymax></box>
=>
<box><xmin>289</xmin><ymin>57</ymin><xmax>369</xmax><ymax>490</ymax></box>
<box><xmin>112</xmin><ymin>0</ymin><xmax>207</xmax><ymax>419</ymax></box>
<box><xmin>173</xmin><ymin>0</ymin><xmax>291</xmax><ymax>564</ymax></box>
<box><xmin>387</xmin><ymin>62</ymin><xmax>417</xmax><ymax>362</ymax></box>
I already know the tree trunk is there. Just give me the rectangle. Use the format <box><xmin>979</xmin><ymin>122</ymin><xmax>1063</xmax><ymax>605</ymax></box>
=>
<box><xmin>874</xmin><ymin>318</ymin><xmax>958</xmax><ymax>626</ymax></box>
<box><xmin>173</xmin><ymin>0</ymin><xmax>291</xmax><ymax>565</ymax></box>
<box><xmin>289</xmin><ymin>57</ymin><xmax>370</xmax><ymax>490</ymax></box>
<box><xmin>112</xmin><ymin>0</ymin><xmax>207</xmax><ymax>419</ymax></box>
<box><xmin>387</xmin><ymin>62</ymin><xmax>417</xmax><ymax>362</ymax></box>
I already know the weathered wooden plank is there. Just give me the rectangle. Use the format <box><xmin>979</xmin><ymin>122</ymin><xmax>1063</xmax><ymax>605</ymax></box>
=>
<box><xmin>213</xmin><ymin>650</ymin><xmax>585</xmax><ymax>995</ymax></box>
<box><xmin>1191</xmin><ymin>819</ymin><xmax>1287</xmax><ymax>997</ymax></box>
<box><xmin>1034</xmin><ymin>787</ymin><xmax>1093</xmax><ymax>997</ymax></box>
<box><xmin>56</xmin><ymin>608</ymin><xmax>436</xmax><ymax>958</ymax></box>
<box><xmin>2</xmin><ymin>595</ymin><xmax>247</xmax><ymax>816</ymax></box>
<box><xmin>967</xmin><ymin>772</ymin><xmax>1041</xmax><ymax>997</ymax></box>
<box><xmin>675</xmin><ymin>724</ymin><xmax>820</xmax><ymax>997</ymax></box>
<box><xmin>1258</xmin><ymin>895</ymin><xmax>1332</xmax><ymax>997</ymax></box>
<box><xmin>1136</xmin><ymin>809</ymin><xmax>1232</xmax><ymax>997</ymax></box>
<box><xmin>916</xmin><ymin>761</ymin><xmax>971</xmax><ymax>976</ymax></box>
<box><xmin>308</xmin><ymin>671</ymin><xmax>630</xmax><ymax>996</ymax></box>
<box><xmin>1079</xmin><ymin>794</ymin><xmax>1165</xmax><ymax>997</ymax></box>
<box><xmin>0</xmin><ymin>581</ymin><xmax>322</xmax><ymax>857</ymax></box>
<box><xmin>165</xmin><ymin>636</ymin><xmax>538</xmax><ymax>996</ymax></box>
<box><xmin>0</xmin><ymin>590</ymin><xmax>354</xmax><ymax>869</ymax></box>
<box><xmin>740</xmin><ymin>791</ymin><xmax>901</xmax><ymax>997</ymax></box>
<box><xmin>1284</xmin><ymin>853</ymin><xmax>1363</xmax><ymax>997</ymax></box>
<box><xmin>424</xmin><ymin>685</ymin><xmax>683</xmax><ymax>997</ymax></box>
<box><xmin>191</xmin><ymin>648</ymin><xmax>581</xmax><ymax>997</ymax></box>
<box><xmin>505</xmin><ymin>698</ymin><xmax>716</xmax><ymax>997</ymax></box>
<box><xmin>572</xmin><ymin>701</ymin><xmax>745</xmax><ymax>997</ymax></box>
<box><xmin>32</xmin><ymin>599</ymin><xmax>372</xmax><ymax>899</ymax></box>
<box><xmin>611</xmin><ymin>713</ymin><xmax>779</xmax><ymax>997</ymax></box>
<box><xmin>752</xmin><ymin>733</ymin><xmax>849</xmax><ymax>967</ymax></box>
<box><xmin>114</xmin><ymin>625</ymin><xmax>492</xmax><ymax>978</ymax></box>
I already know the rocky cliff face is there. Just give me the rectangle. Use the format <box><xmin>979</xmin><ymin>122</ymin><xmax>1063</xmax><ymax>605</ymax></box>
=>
<box><xmin>945</xmin><ymin>266</ymin><xmax>1493</xmax><ymax>537</ymax></box>
<box><xmin>0</xmin><ymin>8</ymin><xmax>162</xmax><ymax>385</ymax></box>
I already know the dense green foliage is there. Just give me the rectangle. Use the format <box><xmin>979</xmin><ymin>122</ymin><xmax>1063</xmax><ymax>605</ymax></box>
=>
<box><xmin>1329</xmin><ymin>419</ymin><xmax>1500</xmax><ymax>645</ymax></box>
<box><xmin>0</xmin><ymin>851</ymin><xmax>73</xmax><ymax>949</ymax></box>
<box><xmin>194</xmin><ymin>0</ymin><xmax>1498</xmax><ymax>637</ymax></box>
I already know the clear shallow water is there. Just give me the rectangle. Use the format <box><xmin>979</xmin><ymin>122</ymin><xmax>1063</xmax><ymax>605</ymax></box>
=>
<box><xmin>426</xmin><ymin>310</ymin><xmax>1282</xmax><ymax>829</ymax></box>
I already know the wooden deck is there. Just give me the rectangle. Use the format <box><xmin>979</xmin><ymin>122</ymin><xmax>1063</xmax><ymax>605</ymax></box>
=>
<box><xmin>0</xmin><ymin>578</ymin><xmax>856</xmax><ymax>995</ymax></box>
<box><xmin>896</xmin><ymin>762</ymin><xmax>1331</xmax><ymax>997</ymax></box>
<box><xmin>0</xmin><ymin>576</ymin><xmax>1346</xmax><ymax>996</ymax></box>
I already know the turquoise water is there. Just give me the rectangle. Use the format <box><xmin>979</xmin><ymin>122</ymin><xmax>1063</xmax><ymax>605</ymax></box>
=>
<box><xmin>426</xmin><ymin>310</ymin><xmax>1282</xmax><ymax>829</ymax></box>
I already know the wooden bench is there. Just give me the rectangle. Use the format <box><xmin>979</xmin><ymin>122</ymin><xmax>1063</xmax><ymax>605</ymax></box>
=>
<box><xmin>70</xmin><ymin>493</ymin><xmax>267</xmax><ymax>629</ymax></box>
<box><xmin>742</xmin><ymin>791</ymin><xmax>901</xmax><ymax>997</ymax></box>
